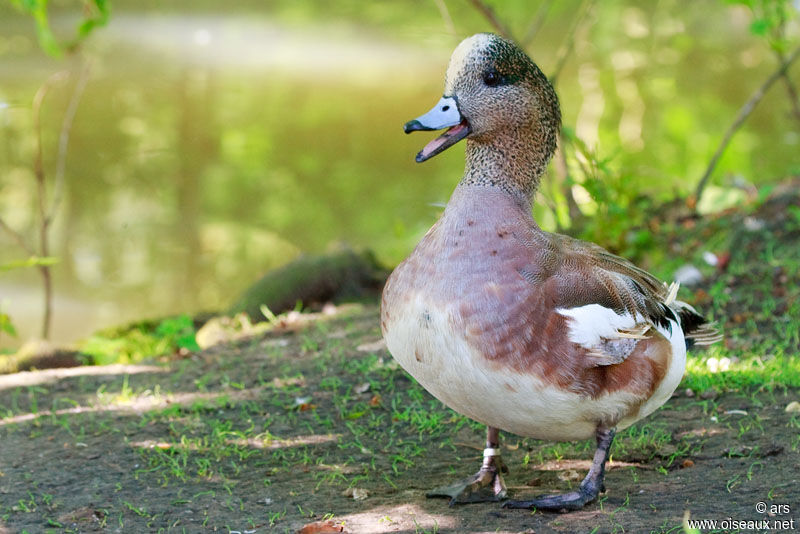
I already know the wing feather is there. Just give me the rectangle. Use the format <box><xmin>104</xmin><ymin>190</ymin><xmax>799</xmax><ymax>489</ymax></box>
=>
<box><xmin>551</xmin><ymin>237</ymin><xmax>719</xmax><ymax>363</ymax></box>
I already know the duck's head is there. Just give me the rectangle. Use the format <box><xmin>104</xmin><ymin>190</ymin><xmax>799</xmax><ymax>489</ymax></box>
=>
<box><xmin>405</xmin><ymin>33</ymin><xmax>561</xmax><ymax>165</ymax></box>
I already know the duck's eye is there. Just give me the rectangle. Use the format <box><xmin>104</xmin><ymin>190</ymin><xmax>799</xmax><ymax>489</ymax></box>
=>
<box><xmin>483</xmin><ymin>69</ymin><xmax>501</xmax><ymax>87</ymax></box>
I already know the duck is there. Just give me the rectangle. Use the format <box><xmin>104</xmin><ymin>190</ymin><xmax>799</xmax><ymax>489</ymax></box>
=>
<box><xmin>380</xmin><ymin>33</ymin><xmax>720</xmax><ymax>512</ymax></box>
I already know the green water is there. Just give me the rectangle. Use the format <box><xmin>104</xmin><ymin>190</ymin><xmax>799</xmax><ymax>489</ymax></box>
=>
<box><xmin>1</xmin><ymin>1</ymin><xmax>797</xmax><ymax>347</ymax></box>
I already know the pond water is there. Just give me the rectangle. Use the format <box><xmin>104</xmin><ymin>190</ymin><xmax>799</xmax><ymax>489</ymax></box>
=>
<box><xmin>1</xmin><ymin>1</ymin><xmax>797</xmax><ymax>348</ymax></box>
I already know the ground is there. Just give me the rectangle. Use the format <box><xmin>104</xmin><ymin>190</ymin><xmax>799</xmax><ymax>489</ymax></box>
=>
<box><xmin>1</xmin><ymin>189</ymin><xmax>799</xmax><ymax>534</ymax></box>
<box><xmin>1</xmin><ymin>304</ymin><xmax>798</xmax><ymax>534</ymax></box>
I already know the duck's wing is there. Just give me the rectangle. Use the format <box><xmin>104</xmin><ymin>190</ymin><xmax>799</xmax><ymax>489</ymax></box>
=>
<box><xmin>550</xmin><ymin>238</ymin><xmax>719</xmax><ymax>365</ymax></box>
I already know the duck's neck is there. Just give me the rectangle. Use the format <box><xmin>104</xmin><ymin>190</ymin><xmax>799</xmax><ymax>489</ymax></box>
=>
<box><xmin>459</xmin><ymin>131</ymin><xmax>553</xmax><ymax>208</ymax></box>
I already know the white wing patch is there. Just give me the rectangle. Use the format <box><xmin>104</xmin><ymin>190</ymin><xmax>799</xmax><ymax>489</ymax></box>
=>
<box><xmin>557</xmin><ymin>304</ymin><xmax>657</xmax><ymax>364</ymax></box>
<box><xmin>556</xmin><ymin>304</ymin><xmax>639</xmax><ymax>347</ymax></box>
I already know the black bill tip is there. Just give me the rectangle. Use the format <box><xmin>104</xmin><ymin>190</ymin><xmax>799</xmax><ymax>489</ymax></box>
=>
<box><xmin>403</xmin><ymin>119</ymin><xmax>429</xmax><ymax>134</ymax></box>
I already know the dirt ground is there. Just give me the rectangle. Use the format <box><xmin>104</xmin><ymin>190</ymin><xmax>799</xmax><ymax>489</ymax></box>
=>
<box><xmin>0</xmin><ymin>306</ymin><xmax>798</xmax><ymax>534</ymax></box>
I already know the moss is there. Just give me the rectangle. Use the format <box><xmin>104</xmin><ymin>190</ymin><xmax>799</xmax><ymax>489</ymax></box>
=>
<box><xmin>229</xmin><ymin>248</ymin><xmax>388</xmax><ymax>319</ymax></box>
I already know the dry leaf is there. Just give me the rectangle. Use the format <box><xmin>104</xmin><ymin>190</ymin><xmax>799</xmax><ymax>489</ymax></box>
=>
<box><xmin>297</xmin><ymin>519</ymin><xmax>344</xmax><ymax>534</ymax></box>
<box><xmin>341</xmin><ymin>487</ymin><xmax>369</xmax><ymax>500</ymax></box>
<box><xmin>351</xmin><ymin>488</ymin><xmax>369</xmax><ymax>500</ymax></box>
<box><xmin>356</xmin><ymin>339</ymin><xmax>386</xmax><ymax>352</ymax></box>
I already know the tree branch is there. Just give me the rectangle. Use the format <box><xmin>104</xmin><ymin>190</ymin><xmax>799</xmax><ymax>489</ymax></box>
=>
<box><xmin>31</xmin><ymin>71</ymin><xmax>67</xmax><ymax>340</ymax></box>
<box><xmin>549</xmin><ymin>0</ymin><xmax>594</xmax><ymax>86</ymax></box>
<box><xmin>521</xmin><ymin>0</ymin><xmax>554</xmax><ymax>48</ymax></box>
<box><xmin>694</xmin><ymin>45</ymin><xmax>800</xmax><ymax>206</ymax></box>
<box><xmin>49</xmin><ymin>61</ymin><xmax>91</xmax><ymax>224</ymax></box>
<box><xmin>433</xmin><ymin>0</ymin><xmax>456</xmax><ymax>37</ymax></box>
<box><xmin>467</xmin><ymin>0</ymin><xmax>515</xmax><ymax>41</ymax></box>
<box><xmin>0</xmin><ymin>217</ymin><xmax>34</xmax><ymax>255</ymax></box>
<box><xmin>779</xmin><ymin>72</ymin><xmax>800</xmax><ymax>123</ymax></box>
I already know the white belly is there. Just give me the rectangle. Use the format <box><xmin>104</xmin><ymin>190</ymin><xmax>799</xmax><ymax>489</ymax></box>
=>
<box><xmin>383</xmin><ymin>293</ymin><xmax>646</xmax><ymax>441</ymax></box>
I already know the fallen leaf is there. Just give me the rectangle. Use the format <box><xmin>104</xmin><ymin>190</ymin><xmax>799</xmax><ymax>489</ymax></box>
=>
<box><xmin>341</xmin><ymin>487</ymin><xmax>369</xmax><ymax>500</ymax></box>
<box><xmin>368</xmin><ymin>394</ymin><xmax>381</xmax><ymax>407</ymax></box>
<box><xmin>273</xmin><ymin>376</ymin><xmax>306</xmax><ymax>388</ymax></box>
<box><xmin>356</xmin><ymin>339</ymin><xmax>386</xmax><ymax>352</ymax></box>
<box><xmin>297</xmin><ymin>519</ymin><xmax>344</xmax><ymax>534</ymax></box>
<box><xmin>352</xmin><ymin>488</ymin><xmax>369</xmax><ymax>500</ymax></box>
<box><xmin>785</xmin><ymin>401</ymin><xmax>800</xmax><ymax>413</ymax></box>
<box><xmin>724</xmin><ymin>409</ymin><xmax>748</xmax><ymax>416</ymax></box>
<box><xmin>700</xmin><ymin>388</ymin><xmax>718</xmax><ymax>400</ymax></box>
<box><xmin>715</xmin><ymin>251</ymin><xmax>731</xmax><ymax>270</ymax></box>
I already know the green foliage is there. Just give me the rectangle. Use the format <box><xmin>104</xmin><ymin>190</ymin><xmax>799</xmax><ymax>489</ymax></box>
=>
<box><xmin>0</xmin><ymin>311</ymin><xmax>17</xmax><ymax>338</ymax></box>
<box><xmin>558</xmin><ymin>129</ymin><xmax>656</xmax><ymax>259</ymax></box>
<box><xmin>728</xmin><ymin>0</ymin><xmax>799</xmax><ymax>53</ymax></box>
<box><xmin>155</xmin><ymin>315</ymin><xmax>201</xmax><ymax>353</ymax></box>
<box><xmin>10</xmin><ymin>0</ymin><xmax>110</xmax><ymax>57</ymax></box>
<box><xmin>81</xmin><ymin>314</ymin><xmax>199</xmax><ymax>365</ymax></box>
<box><xmin>9</xmin><ymin>0</ymin><xmax>59</xmax><ymax>56</ymax></box>
<box><xmin>0</xmin><ymin>256</ymin><xmax>59</xmax><ymax>273</ymax></box>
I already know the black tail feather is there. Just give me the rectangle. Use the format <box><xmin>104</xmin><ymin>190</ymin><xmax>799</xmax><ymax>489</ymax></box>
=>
<box><xmin>676</xmin><ymin>306</ymin><xmax>722</xmax><ymax>349</ymax></box>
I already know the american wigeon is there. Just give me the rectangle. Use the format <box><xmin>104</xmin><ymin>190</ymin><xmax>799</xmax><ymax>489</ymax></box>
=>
<box><xmin>380</xmin><ymin>33</ymin><xmax>720</xmax><ymax>511</ymax></box>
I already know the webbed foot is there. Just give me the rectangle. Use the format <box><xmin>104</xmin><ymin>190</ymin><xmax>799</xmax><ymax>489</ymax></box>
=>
<box><xmin>503</xmin><ymin>427</ymin><xmax>616</xmax><ymax>512</ymax></box>
<box><xmin>503</xmin><ymin>482</ymin><xmax>599</xmax><ymax>511</ymax></box>
<box><xmin>427</xmin><ymin>451</ymin><xmax>507</xmax><ymax>504</ymax></box>
<box><xmin>427</xmin><ymin>426</ymin><xmax>507</xmax><ymax>505</ymax></box>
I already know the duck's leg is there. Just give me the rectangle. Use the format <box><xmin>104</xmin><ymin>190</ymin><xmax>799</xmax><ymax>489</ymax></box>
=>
<box><xmin>427</xmin><ymin>426</ymin><xmax>508</xmax><ymax>505</ymax></box>
<box><xmin>504</xmin><ymin>427</ymin><xmax>615</xmax><ymax>512</ymax></box>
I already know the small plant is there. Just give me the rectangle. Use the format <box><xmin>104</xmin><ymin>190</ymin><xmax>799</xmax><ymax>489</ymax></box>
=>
<box><xmin>80</xmin><ymin>314</ymin><xmax>200</xmax><ymax>365</ymax></box>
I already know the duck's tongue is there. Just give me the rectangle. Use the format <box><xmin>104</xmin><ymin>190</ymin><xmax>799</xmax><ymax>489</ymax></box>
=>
<box><xmin>416</xmin><ymin>120</ymin><xmax>471</xmax><ymax>163</ymax></box>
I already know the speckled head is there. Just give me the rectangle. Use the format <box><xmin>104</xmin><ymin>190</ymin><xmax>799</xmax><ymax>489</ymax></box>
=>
<box><xmin>405</xmin><ymin>33</ymin><xmax>561</xmax><ymax>175</ymax></box>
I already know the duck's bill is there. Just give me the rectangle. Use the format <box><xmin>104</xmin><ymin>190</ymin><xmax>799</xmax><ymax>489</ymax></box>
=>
<box><xmin>403</xmin><ymin>96</ymin><xmax>471</xmax><ymax>163</ymax></box>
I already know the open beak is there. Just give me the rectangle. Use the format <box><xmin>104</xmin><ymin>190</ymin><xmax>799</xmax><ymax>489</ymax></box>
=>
<box><xmin>403</xmin><ymin>96</ymin><xmax>471</xmax><ymax>163</ymax></box>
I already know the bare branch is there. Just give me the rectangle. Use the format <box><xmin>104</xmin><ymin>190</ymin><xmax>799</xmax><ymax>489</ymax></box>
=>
<box><xmin>31</xmin><ymin>71</ymin><xmax>67</xmax><ymax>340</ymax></box>
<box><xmin>0</xmin><ymin>217</ymin><xmax>34</xmax><ymax>255</ymax></box>
<box><xmin>433</xmin><ymin>0</ymin><xmax>456</xmax><ymax>37</ymax></box>
<box><xmin>31</xmin><ymin>71</ymin><xmax>68</xmax><ymax>229</ymax></box>
<box><xmin>779</xmin><ymin>72</ymin><xmax>800</xmax><ymax>123</ymax></box>
<box><xmin>694</xmin><ymin>45</ymin><xmax>800</xmax><ymax>206</ymax></box>
<box><xmin>769</xmin><ymin>12</ymin><xmax>800</xmax><ymax>123</ymax></box>
<box><xmin>549</xmin><ymin>0</ymin><xmax>594</xmax><ymax>86</ymax></box>
<box><xmin>467</xmin><ymin>0</ymin><xmax>514</xmax><ymax>41</ymax></box>
<box><xmin>775</xmin><ymin>46</ymin><xmax>800</xmax><ymax>123</ymax></box>
<box><xmin>49</xmin><ymin>61</ymin><xmax>91</xmax><ymax>224</ymax></box>
<box><xmin>521</xmin><ymin>0</ymin><xmax>555</xmax><ymax>48</ymax></box>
